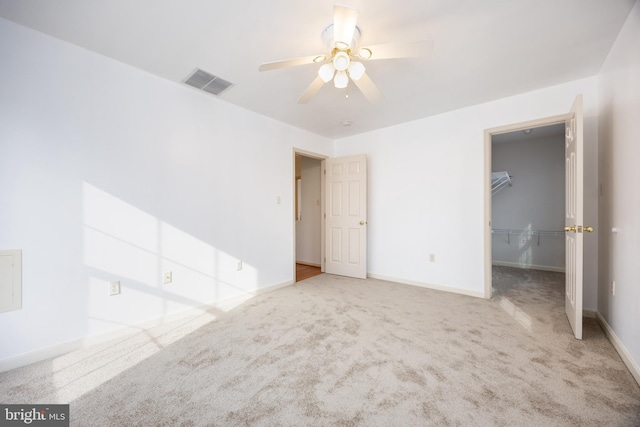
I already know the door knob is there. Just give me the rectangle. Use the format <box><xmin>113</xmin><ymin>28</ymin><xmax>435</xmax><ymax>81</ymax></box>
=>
<box><xmin>564</xmin><ymin>226</ymin><xmax>577</xmax><ymax>232</ymax></box>
<box><xmin>584</xmin><ymin>226</ymin><xmax>594</xmax><ymax>232</ymax></box>
<box><xmin>360</xmin><ymin>220</ymin><xmax>367</xmax><ymax>225</ymax></box>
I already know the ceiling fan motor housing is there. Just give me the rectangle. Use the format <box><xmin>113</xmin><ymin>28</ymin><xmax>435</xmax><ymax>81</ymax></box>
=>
<box><xmin>322</xmin><ymin>24</ymin><xmax>361</xmax><ymax>51</ymax></box>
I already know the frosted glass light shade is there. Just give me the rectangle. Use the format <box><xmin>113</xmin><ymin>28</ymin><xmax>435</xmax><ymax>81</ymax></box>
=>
<box><xmin>334</xmin><ymin>70</ymin><xmax>349</xmax><ymax>88</ymax></box>
<box><xmin>348</xmin><ymin>61</ymin><xmax>365</xmax><ymax>81</ymax></box>
<box><xmin>318</xmin><ymin>63</ymin><xmax>335</xmax><ymax>83</ymax></box>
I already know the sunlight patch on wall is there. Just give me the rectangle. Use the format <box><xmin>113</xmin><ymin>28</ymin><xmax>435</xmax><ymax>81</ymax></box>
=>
<box><xmin>82</xmin><ymin>182</ymin><xmax>259</xmax><ymax>335</ymax></box>
<box><xmin>83</xmin><ymin>226</ymin><xmax>159</xmax><ymax>286</ymax></box>
<box><xmin>83</xmin><ymin>183</ymin><xmax>158</xmax><ymax>252</ymax></box>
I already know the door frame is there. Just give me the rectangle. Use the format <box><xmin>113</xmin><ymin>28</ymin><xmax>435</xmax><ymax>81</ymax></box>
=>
<box><xmin>292</xmin><ymin>148</ymin><xmax>328</xmax><ymax>281</ymax></box>
<box><xmin>483</xmin><ymin>113</ymin><xmax>570</xmax><ymax>299</ymax></box>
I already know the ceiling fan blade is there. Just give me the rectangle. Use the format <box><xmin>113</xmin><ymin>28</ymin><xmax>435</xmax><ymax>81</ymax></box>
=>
<box><xmin>333</xmin><ymin>5</ymin><xmax>358</xmax><ymax>48</ymax></box>
<box><xmin>358</xmin><ymin>40</ymin><xmax>433</xmax><ymax>61</ymax></box>
<box><xmin>352</xmin><ymin>72</ymin><xmax>384</xmax><ymax>104</ymax></box>
<box><xmin>297</xmin><ymin>75</ymin><xmax>326</xmax><ymax>104</ymax></box>
<box><xmin>259</xmin><ymin>55</ymin><xmax>326</xmax><ymax>72</ymax></box>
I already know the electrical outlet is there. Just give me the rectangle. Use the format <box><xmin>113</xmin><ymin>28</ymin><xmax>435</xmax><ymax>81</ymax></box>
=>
<box><xmin>611</xmin><ymin>280</ymin><xmax>616</xmax><ymax>296</ymax></box>
<box><xmin>429</xmin><ymin>253</ymin><xmax>436</xmax><ymax>263</ymax></box>
<box><xmin>236</xmin><ymin>260</ymin><xmax>243</xmax><ymax>271</ymax></box>
<box><xmin>109</xmin><ymin>281</ymin><xmax>121</xmax><ymax>296</ymax></box>
<box><xmin>163</xmin><ymin>271</ymin><xmax>172</xmax><ymax>284</ymax></box>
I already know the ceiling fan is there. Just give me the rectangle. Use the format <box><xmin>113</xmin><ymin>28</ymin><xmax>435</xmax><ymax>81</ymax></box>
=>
<box><xmin>258</xmin><ymin>5</ymin><xmax>433</xmax><ymax>104</ymax></box>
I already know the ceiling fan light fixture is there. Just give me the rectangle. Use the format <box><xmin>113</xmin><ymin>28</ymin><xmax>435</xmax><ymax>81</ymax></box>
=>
<box><xmin>358</xmin><ymin>48</ymin><xmax>372</xmax><ymax>60</ymax></box>
<box><xmin>318</xmin><ymin>63</ymin><xmax>335</xmax><ymax>83</ymax></box>
<box><xmin>313</xmin><ymin>55</ymin><xmax>327</xmax><ymax>63</ymax></box>
<box><xmin>334</xmin><ymin>40</ymin><xmax>350</xmax><ymax>50</ymax></box>
<box><xmin>348</xmin><ymin>61</ymin><xmax>365</xmax><ymax>81</ymax></box>
<box><xmin>334</xmin><ymin>70</ymin><xmax>349</xmax><ymax>88</ymax></box>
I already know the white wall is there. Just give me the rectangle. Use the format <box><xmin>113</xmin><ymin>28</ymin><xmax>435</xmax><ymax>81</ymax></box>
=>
<box><xmin>597</xmin><ymin>1</ymin><xmax>640</xmax><ymax>380</ymax></box>
<box><xmin>492</xmin><ymin>135</ymin><xmax>565</xmax><ymax>271</ymax></box>
<box><xmin>295</xmin><ymin>156</ymin><xmax>322</xmax><ymax>265</ymax></box>
<box><xmin>0</xmin><ymin>18</ymin><xmax>332</xmax><ymax>364</ymax></box>
<box><xmin>334</xmin><ymin>77</ymin><xmax>599</xmax><ymax>304</ymax></box>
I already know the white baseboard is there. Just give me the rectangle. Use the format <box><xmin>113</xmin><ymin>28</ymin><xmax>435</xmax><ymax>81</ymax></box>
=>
<box><xmin>0</xmin><ymin>280</ymin><xmax>294</xmax><ymax>374</ymax></box>
<box><xmin>368</xmin><ymin>273</ymin><xmax>485</xmax><ymax>299</ymax></box>
<box><xmin>595</xmin><ymin>311</ymin><xmax>640</xmax><ymax>386</ymax></box>
<box><xmin>492</xmin><ymin>261</ymin><xmax>565</xmax><ymax>273</ymax></box>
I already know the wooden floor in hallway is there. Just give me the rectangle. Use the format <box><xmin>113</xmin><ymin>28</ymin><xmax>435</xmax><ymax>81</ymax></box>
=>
<box><xmin>296</xmin><ymin>263</ymin><xmax>322</xmax><ymax>282</ymax></box>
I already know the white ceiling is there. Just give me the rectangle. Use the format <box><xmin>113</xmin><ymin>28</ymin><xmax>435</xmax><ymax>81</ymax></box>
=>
<box><xmin>492</xmin><ymin>123</ymin><xmax>565</xmax><ymax>144</ymax></box>
<box><xmin>0</xmin><ymin>0</ymin><xmax>635</xmax><ymax>139</ymax></box>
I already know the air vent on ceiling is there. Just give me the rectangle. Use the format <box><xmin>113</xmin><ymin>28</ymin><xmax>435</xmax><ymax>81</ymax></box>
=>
<box><xmin>183</xmin><ymin>68</ymin><xmax>234</xmax><ymax>96</ymax></box>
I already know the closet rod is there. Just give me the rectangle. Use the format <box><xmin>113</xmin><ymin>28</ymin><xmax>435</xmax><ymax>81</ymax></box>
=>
<box><xmin>491</xmin><ymin>228</ymin><xmax>565</xmax><ymax>245</ymax></box>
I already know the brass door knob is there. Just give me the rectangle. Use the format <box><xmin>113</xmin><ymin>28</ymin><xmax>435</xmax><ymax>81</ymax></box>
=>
<box><xmin>360</xmin><ymin>220</ymin><xmax>367</xmax><ymax>225</ymax></box>
<box><xmin>564</xmin><ymin>226</ymin><xmax>577</xmax><ymax>232</ymax></box>
<box><xmin>584</xmin><ymin>226</ymin><xmax>595</xmax><ymax>232</ymax></box>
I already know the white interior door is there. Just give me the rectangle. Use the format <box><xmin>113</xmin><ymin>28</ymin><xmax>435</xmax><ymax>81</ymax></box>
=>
<box><xmin>565</xmin><ymin>94</ymin><xmax>584</xmax><ymax>340</ymax></box>
<box><xmin>325</xmin><ymin>154</ymin><xmax>367</xmax><ymax>279</ymax></box>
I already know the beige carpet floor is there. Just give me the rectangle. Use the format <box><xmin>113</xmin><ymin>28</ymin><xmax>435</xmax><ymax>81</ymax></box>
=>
<box><xmin>1</xmin><ymin>268</ymin><xmax>639</xmax><ymax>426</ymax></box>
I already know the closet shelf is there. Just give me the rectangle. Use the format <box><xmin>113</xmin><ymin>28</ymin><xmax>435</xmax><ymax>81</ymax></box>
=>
<box><xmin>491</xmin><ymin>171</ymin><xmax>512</xmax><ymax>195</ymax></box>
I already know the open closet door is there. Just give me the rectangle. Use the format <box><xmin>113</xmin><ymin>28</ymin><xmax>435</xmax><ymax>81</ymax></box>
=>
<box><xmin>564</xmin><ymin>94</ymin><xmax>585</xmax><ymax>340</ymax></box>
<box><xmin>325</xmin><ymin>154</ymin><xmax>367</xmax><ymax>279</ymax></box>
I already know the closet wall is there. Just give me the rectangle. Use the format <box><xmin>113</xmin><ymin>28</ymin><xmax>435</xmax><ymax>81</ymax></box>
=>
<box><xmin>492</xmin><ymin>130</ymin><xmax>565</xmax><ymax>271</ymax></box>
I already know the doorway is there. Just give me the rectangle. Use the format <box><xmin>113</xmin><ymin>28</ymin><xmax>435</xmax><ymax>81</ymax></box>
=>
<box><xmin>483</xmin><ymin>114</ymin><xmax>570</xmax><ymax>299</ymax></box>
<box><xmin>293</xmin><ymin>150</ymin><xmax>325</xmax><ymax>282</ymax></box>
<box><xmin>485</xmin><ymin>96</ymin><xmax>586</xmax><ymax>339</ymax></box>
<box><xmin>490</xmin><ymin>124</ymin><xmax>566</xmax><ymax>310</ymax></box>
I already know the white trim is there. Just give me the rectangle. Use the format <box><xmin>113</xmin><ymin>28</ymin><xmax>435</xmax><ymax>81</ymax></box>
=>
<box><xmin>491</xmin><ymin>261</ymin><xmax>566</xmax><ymax>273</ymax></box>
<box><xmin>368</xmin><ymin>273</ymin><xmax>485</xmax><ymax>299</ymax></box>
<box><xmin>596</xmin><ymin>311</ymin><xmax>640</xmax><ymax>386</ymax></box>
<box><xmin>0</xmin><ymin>280</ymin><xmax>293</xmax><ymax>373</ymax></box>
<box><xmin>484</xmin><ymin>130</ymin><xmax>493</xmax><ymax>299</ymax></box>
